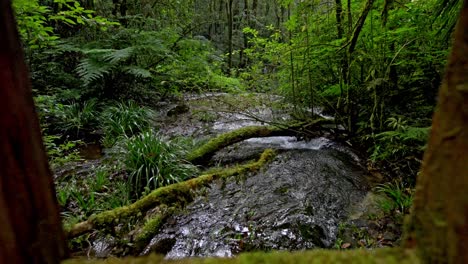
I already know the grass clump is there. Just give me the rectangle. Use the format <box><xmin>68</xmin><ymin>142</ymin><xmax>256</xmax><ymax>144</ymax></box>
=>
<box><xmin>57</xmin><ymin>99</ymin><xmax>99</xmax><ymax>136</ymax></box>
<box><xmin>124</xmin><ymin>131</ymin><xmax>198</xmax><ymax>199</ymax></box>
<box><xmin>375</xmin><ymin>180</ymin><xmax>413</xmax><ymax>215</ymax></box>
<box><xmin>100</xmin><ymin>101</ymin><xmax>154</xmax><ymax>147</ymax></box>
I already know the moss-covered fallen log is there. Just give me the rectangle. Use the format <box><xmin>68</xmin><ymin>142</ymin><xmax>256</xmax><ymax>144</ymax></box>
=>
<box><xmin>63</xmin><ymin>248</ymin><xmax>420</xmax><ymax>264</ymax></box>
<box><xmin>187</xmin><ymin>118</ymin><xmax>334</xmax><ymax>165</ymax></box>
<box><xmin>133</xmin><ymin>205</ymin><xmax>175</xmax><ymax>251</ymax></box>
<box><xmin>66</xmin><ymin>149</ymin><xmax>277</xmax><ymax>239</ymax></box>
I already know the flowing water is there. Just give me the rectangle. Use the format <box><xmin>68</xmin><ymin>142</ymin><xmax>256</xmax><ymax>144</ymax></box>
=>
<box><xmin>143</xmin><ymin>100</ymin><xmax>371</xmax><ymax>258</ymax></box>
<box><xmin>61</xmin><ymin>93</ymin><xmax>384</xmax><ymax>259</ymax></box>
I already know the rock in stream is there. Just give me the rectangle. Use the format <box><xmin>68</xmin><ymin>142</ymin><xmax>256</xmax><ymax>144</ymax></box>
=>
<box><xmin>143</xmin><ymin>140</ymin><xmax>370</xmax><ymax>258</ymax></box>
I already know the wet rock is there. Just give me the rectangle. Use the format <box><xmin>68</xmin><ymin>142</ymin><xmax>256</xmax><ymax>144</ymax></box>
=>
<box><xmin>90</xmin><ymin>237</ymin><xmax>116</xmax><ymax>258</ymax></box>
<box><xmin>146</xmin><ymin>235</ymin><xmax>176</xmax><ymax>255</ymax></box>
<box><xmin>145</xmin><ymin>147</ymin><xmax>370</xmax><ymax>258</ymax></box>
<box><xmin>167</xmin><ymin>104</ymin><xmax>190</xmax><ymax>117</ymax></box>
<box><xmin>383</xmin><ymin>231</ymin><xmax>398</xmax><ymax>241</ymax></box>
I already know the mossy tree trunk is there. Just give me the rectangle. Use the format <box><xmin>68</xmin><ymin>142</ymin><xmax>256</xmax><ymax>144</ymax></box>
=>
<box><xmin>405</xmin><ymin>1</ymin><xmax>468</xmax><ymax>263</ymax></box>
<box><xmin>0</xmin><ymin>1</ymin><xmax>67</xmax><ymax>263</ymax></box>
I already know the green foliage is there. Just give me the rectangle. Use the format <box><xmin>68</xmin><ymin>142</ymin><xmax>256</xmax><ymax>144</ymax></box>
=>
<box><xmin>13</xmin><ymin>0</ymin><xmax>58</xmax><ymax>49</ymax></box>
<box><xmin>56</xmin><ymin>164</ymin><xmax>131</xmax><ymax>225</ymax></box>
<box><xmin>100</xmin><ymin>101</ymin><xmax>154</xmax><ymax>147</ymax></box>
<box><xmin>43</xmin><ymin>134</ymin><xmax>82</xmax><ymax>167</ymax></box>
<box><xmin>124</xmin><ymin>131</ymin><xmax>198</xmax><ymax>199</ymax></box>
<box><xmin>375</xmin><ymin>181</ymin><xmax>413</xmax><ymax>215</ymax></box>
<box><xmin>370</xmin><ymin>118</ymin><xmax>430</xmax><ymax>163</ymax></box>
<box><xmin>76</xmin><ymin>47</ymin><xmax>153</xmax><ymax>87</ymax></box>
<box><xmin>234</xmin><ymin>0</ymin><xmax>447</xmax><ymax>183</ymax></box>
<box><xmin>207</xmin><ymin>72</ymin><xmax>245</xmax><ymax>92</ymax></box>
<box><xmin>56</xmin><ymin>99</ymin><xmax>99</xmax><ymax>136</ymax></box>
<box><xmin>35</xmin><ymin>95</ymin><xmax>65</xmax><ymax>127</ymax></box>
<box><xmin>91</xmin><ymin>167</ymin><xmax>111</xmax><ymax>192</ymax></box>
<box><xmin>70</xmin><ymin>28</ymin><xmax>235</xmax><ymax>98</ymax></box>
<box><xmin>13</xmin><ymin>0</ymin><xmax>117</xmax><ymax>49</ymax></box>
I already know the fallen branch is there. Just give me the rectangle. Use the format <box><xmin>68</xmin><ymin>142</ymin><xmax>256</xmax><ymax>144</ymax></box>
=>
<box><xmin>66</xmin><ymin>149</ymin><xmax>277</xmax><ymax>239</ymax></box>
<box><xmin>187</xmin><ymin>119</ymin><xmax>334</xmax><ymax>165</ymax></box>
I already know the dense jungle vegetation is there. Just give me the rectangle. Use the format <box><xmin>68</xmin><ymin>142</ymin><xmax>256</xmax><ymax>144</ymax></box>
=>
<box><xmin>12</xmin><ymin>0</ymin><xmax>460</xmax><ymax>258</ymax></box>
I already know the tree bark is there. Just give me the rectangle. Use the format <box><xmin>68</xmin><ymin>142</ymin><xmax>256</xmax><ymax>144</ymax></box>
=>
<box><xmin>405</xmin><ymin>1</ymin><xmax>468</xmax><ymax>263</ymax></box>
<box><xmin>252</xmin><ymin>0</ymin><xmax>257</xmax><ymax>17</ymax></box>
<box><xmin>0</xmin><ymin>1</ymin><xmax>68</xmax><ymax>263</ymax></box>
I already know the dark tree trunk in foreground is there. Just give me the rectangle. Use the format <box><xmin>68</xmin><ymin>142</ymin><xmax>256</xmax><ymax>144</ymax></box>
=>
<box><xmin>405</xmin><ymin>1</ymin><xmax>468</xmax><ymax>263</ymax></box>
<box><xmin>0</xmin><ymin>1</ymin><xmax>68</xmax><ymax>263</ymax></box>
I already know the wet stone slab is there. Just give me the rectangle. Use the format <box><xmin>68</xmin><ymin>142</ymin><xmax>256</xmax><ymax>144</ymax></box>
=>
<box><xmin>143</xmin><ymin>147</ymin><xmax>370</xmax><ymax>259</ymax></box>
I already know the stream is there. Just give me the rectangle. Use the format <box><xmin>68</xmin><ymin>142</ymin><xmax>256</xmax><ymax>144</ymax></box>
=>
<box><xmin>142</xmin><ymin>94</ymin><xmax>372</xmax><ymax>258</ymax></box>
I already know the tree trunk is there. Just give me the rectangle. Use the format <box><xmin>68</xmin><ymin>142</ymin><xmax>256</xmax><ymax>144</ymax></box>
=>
<box><xmin>405</xmin><ymin>1</ymin><xmax>468</xmax><ymax>263</ymax></box>
<box><xmin>348</xmin><ymin>0</ymin><xmax>374</xmax><ymax>55</ymax></box>
<box><xmin>227</xmin><ymin>0</ymin><xmax>234</xmax><ymax>70</ymax></box>
<box><xmin>347</xmin><ymin>0</ymin><xmax>352</xmax><ymax>34</ymax></box>
<box><xmin>252</xmin><ymin>0</ymin><xmax>257</xmax><ymax>17</ymax></box>
<box><xmin>335</xmin><ymin>0</ymin><xmax>344</xmax><ymax>39</ymax></box>
<box><xmin>239</xmin><ymin>0</ymin><xmax>249</xmax><ymax>68</ymax></box>
<box><xmin>0</xmin><ymin>1</ymin><xmax>68</xmax><ymax>263</ymax></box>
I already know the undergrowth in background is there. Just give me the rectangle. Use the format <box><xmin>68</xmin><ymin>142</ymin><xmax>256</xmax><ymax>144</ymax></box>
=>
<box><xmin>367</xmin><ymin>117</ymin><xmax>430</xmax><ymax>184</ymax></box>
<box><xmin>43</xmin><ymin>134</ymin><xmax>83</xmax><ymax>168</ymax></box>
<box><xmin>57</xmin><ymin>99</ymin><xmax>99</xmax><ymax>136</ymax></box>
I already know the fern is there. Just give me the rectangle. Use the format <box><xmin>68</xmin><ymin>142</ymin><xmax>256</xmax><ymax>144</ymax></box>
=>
<box><xmin>376</xmin><ymin>126</ymin><xmax>430</xmax><ymax>143</ymax></box>
<box><xmin>76</xmin><ymin>46</ymin><xmax>154</xmax><ymax>86</ymax></box>
<box><xmin>104</xmin><ymin>47</ymin><xmax>135</xmax><ymax>64</ymax></box>
<box><xmin>123</xmin><ymin>66</ymin><xmax>153</xmax><ymax>78</ymax></box>
<box><xmin>76</xmin><ymin>57</ymin><xmax>113</xmax><ymax>86</ymax></box>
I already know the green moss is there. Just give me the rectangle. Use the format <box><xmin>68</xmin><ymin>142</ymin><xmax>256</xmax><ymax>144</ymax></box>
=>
<box><xmin>187</xmin><ymin>126</ymin><xmax>281</xmax><ymax>164</ymax></box>
<box><xmin>63</xmin><ymin>248</ymin><xmax>420</xmax><ymax>263</ymax></box>
<box><xmin>186</xmin><ymin>119</ymin><xmax>332</xmax><ymax>165</ymax></box>
<box><xmin>134</xmin><ymin>206</ymin><xmax>175</xmax><ymax>250</ymax></box>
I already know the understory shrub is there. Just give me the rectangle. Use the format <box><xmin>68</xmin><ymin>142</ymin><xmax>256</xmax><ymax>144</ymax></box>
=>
<box><xmin>35</xmin><ymin>95</ymin><xmax>99</xmax><ymax>137</ymax></box>
<box><xmin>43</xmin><ymin>134</ymin><xmax>83</xmax><ymax>168</ymax></box>
<box><xmin>368</xmin><ymin>117</ymin><xmax>430</xmax><ymax>182</ymax></box>
<box><xmin>124</xmin><ymin>131</ymin><xmax>198</xmax><ymax>199</ymax></box>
